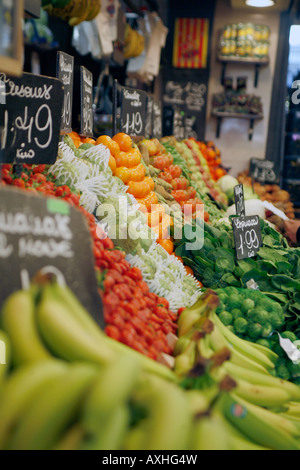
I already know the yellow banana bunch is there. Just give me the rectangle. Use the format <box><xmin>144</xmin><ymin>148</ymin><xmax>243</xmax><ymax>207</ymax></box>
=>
<box><xmin>44</xmin><ymin>0</ymin><xmax>101</xmax><ymax>27</ymax></box>
<box><xmin>124</xmin><ymin>23</ymin><xmax>145</xmax><ymax>59</ymax></box>
<box><xmin>173</xmin><ymin>290</ymin><xmax>300</xmax><ymax>450</ymax></box>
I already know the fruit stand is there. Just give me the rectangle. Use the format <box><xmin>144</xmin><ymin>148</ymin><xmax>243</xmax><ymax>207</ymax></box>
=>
<box><xmin>2</xmin><ymin>0</ymin><xmax>300</xmax><ymax>453</ymax></box>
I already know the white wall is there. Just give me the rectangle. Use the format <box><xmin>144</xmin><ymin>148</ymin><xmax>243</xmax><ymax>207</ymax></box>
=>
<box><xmin>205</xmin><ymin>0</ymin><xmax>281</xmax><ymax>177</ymax></box>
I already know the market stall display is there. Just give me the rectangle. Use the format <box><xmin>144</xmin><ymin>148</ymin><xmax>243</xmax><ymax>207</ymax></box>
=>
<box><xmin>3</xmin><ymin>2</ymin><xmax>300</xmax><ymax>450</ymax></box>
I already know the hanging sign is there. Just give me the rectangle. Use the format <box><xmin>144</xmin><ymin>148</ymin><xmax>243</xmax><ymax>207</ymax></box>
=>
<box><xmin>0</xmin><ymin>185</ymin><xmax>104</xmax><ymax>327</ymax></box>
<box><xmin>56</xmin><ymin>51</ymin><xmax>74</xmax><ymax>134</ymax></box>
<box><xmin>0</xmin><ymin>72</ymin><xmax>64</xmax><ymax>165</ymax></box>
<box><xmin>80</xmin><ymin>66</ymin><xmax>94</xmax><ymax>138</ymax></box>
<box><xmin>250</xmin><ymin>158</ymin><xmax>279</xmax><ymax>184</ymax></box>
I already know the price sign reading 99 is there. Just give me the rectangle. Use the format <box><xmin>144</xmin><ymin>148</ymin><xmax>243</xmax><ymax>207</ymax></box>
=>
<box><xmin>0</xmin><ymin>72</ymin><xmax>64</xmax><ymax>165</ymax></box>
<box><xmin>120</xmin><ymin>87</ymin><xmax>146</xmax><ymax>137</ymax></box>
<box><xmin>232</xmin><ymin>215</ymin><xmax>262</xmax><ymax>260</ymax></box>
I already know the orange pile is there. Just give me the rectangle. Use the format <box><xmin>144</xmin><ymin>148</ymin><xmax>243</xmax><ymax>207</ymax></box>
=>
<box><xmin>95</xmin><ymin>133</ymin><xmax>173</xmax><ymax>244</ymax></box>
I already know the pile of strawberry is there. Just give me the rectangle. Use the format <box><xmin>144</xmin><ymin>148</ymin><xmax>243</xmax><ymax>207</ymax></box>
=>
<box><xmin>0</xmin><ymin>163</ymin><xmax>178</xmax><ymax>362</ymax></box>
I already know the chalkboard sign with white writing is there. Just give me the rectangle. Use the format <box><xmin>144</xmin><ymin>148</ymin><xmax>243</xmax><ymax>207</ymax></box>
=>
<box><xmin>56</xmin><ymin>51</ymin><xmax>74</xmax><ymax>134</ymax></box>
<box><xmin>120</xmin><ymin>86</ymin><xmax>147</xmax><ymax>137</ymax></box>
<box><xmin>0</xmin><ymin>72</ymin><xmax>64</xmax><ymax>164</ymax></box>
<box><xmin>152</xmin><ymin>100</ymin><xmax>162</xmax><ymax>139</ymax></box>
<box><xmin>232</xmin><ymin>215</ymin><xmax>262</xmax><ymax>261</ymax></box>
<box><xmin>250</xmin><ymin>158</ymin><xmax>279</xmax><ymax>184</ymax></box>
<box><xmin>0</xmin><ymin>185</ymin><xmax>104</xmax><ymax>327</ymax></box>
<box><xmin>80</xmin><ymin>66</ymin><xmax>94</xmax><ymax>138</ymax></box>
<box><xmin>145</xmin><ymin>95</ymin><xmax>153</xmax><ymax>139</ymax></box>
<box><xmin>234</xmin><ymin>184</ymin><xmax>245</xmax><ymax>217</ymax></box>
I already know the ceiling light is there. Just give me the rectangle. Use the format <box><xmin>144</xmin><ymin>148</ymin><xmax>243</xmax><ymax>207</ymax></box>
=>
<box><xmin>245</xmin><ymin>0</ymin><xmax>275</xmax><ymax>7</ymax></box>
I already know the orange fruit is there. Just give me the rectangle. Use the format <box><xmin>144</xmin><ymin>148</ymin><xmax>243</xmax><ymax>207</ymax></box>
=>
<box><xmin>184</xmin><ymin>266</ymin><xmax>194</xmax><ymax>276</ymax></box>
<box><xmin>81</xmin><ymin>137</ymin><xmax>96</xmax><ymax>145</ymax></box>
<box><xmin>108</xmin><ymin>155</ymin><xmax>117</xmax><ymax>174</ymax></box>
<box><xmin>96</xmin><ymin>135</ymin><xmax>120</xmax><ymax>156</ymax></box>
<box><xmin>112</xmin><ymin>133</ymin><xmax>133</xmax><ymax>152</ymax></box>
<box><xmin>157</xmin><ymin>238</ymin><xmax>174</xmax><ymax>255</ymax></box>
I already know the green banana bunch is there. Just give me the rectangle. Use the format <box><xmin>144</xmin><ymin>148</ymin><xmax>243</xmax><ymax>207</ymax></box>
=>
<box><xmin>124</xmin><ymin>373</ymin><xmax>194</xmax><ymax>450</ymax></box>
<box><xmin>0</xmin><ymin>359</ymin><xmax>69</xmax><ymax>450</ymax></box>
<box><xmin>218</xmin><ymin>391</ymin><xmax>300</xmax><ymax>450</ymax></box>
<box><xmin>0</xmin><ymin>330</ymin><xmax>11</xmax><ymax>388</ymax></box>
<box><xmin>6</xmin><ymin>362</ymin><xmax>100</xmax><ymax>450</ymax></box>
<box><xmin>0</xmin><ymin>289</ymin><xmax>52</xmax><ymax>367</ymax></box>
<box><xmin>34</xmin><ymin>280</ymin><xmax>175</xmax><ymax>381</ymax></box>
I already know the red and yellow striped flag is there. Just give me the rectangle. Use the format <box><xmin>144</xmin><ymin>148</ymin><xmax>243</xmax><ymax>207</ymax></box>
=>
<box><xmin>173</xmin><ymin>18</ymin><xmax>209</xmax><ymax>69</ymax></box>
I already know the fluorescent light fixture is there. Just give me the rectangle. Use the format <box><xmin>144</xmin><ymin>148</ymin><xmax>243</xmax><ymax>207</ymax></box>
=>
<box><xmin>245</xmin><ymin>0</ymin><xmax>275</xmax><ymax>7</ymax></box>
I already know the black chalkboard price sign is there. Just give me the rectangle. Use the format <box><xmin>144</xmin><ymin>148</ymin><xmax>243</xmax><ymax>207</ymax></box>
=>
<box><xmin>0</xmin><ymin>72</ymin><xmax>64</xmax><ymax>165</ymax></box>
<box><xmin>120</xmin><ymin>86</ymin><xmax>147</xmax><ymax>137</ymax></box>
<box><xmin>145</xmin><ymin>95</ymin><xmax>154</xmax><ymax>139</ymax></box>
<box><xmin>152</xmin><ymin>100</ymin><xmax>162</xmax><ymax>139</ymax></box>
<box><xmin>234</xmin><ymin>184</ymin><xmax>245</xmax><ymax>217</ymax></box>
<box><xmin>250</xmin><ymin>158</ymin><xmax>279</xmax><ymax>184</ymax></box>
<box><xmin>80</xmin><ymin>66</ymin><xmax>94</xmax><ymax>138</ymax></box>
<box><xmin>232</xmin><ymin>215</ymin><xmax>262</xmax><ymax>260</ymax></box>
<box><xmin>0</xmin><ymin>185</ymin><xmax>104</xmax><ymax>327</ymax></box>
<box><xmin>56</xmin><ymin>51</ymin><xmax>74</xmax><ymax>134</ymax></box>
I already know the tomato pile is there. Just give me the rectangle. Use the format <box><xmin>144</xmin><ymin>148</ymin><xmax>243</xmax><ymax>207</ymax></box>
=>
<box><xmin>0</xmin><ymin>162</ymin><xmax>178</xmax><ymax>362</ymax></box>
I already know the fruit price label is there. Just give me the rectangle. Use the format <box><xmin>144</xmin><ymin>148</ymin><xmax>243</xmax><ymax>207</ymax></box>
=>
<box><xmin>0</xmin><ymin>185</ymin><xmax>104</xmax><ymax>327</ymax></box>
<box><xmin>250</xmin><ymin>158</ymin><xmax>279</xmax><ymax>184</ymax></box>
<box><xmin>232</xmin><ymin>215</ymin><xmax>262</xmax><ymax>260</ymax></box>
<box><xmin>120</xmin><ymin>86</ymin><xmax>147</xmax><ymax>137</ymax></box>
<box><xmin>0</xmin><ymin>72</ymin><xmax>64</xmax><ymax>165</ymax></box>
<box><xmin>80</xmin><ymin>66</ymin><xmax>94</xmax><ymax>138</ymax></box>
<box><xmin>56</xmin><ymin>51</ymin><xmax>74</xmax><ymax>134</ymax></box>
<box><xmin>234</xmin><ymin>183</ymin><xmax>245</xmax><ymax>217</ymax></box>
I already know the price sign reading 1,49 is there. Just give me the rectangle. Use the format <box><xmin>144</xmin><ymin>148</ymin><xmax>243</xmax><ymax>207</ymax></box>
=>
<box><xmin>80</xmin><ymin>66</ymin><xmax>94</xmax><ymax>138</ymax></box>
<box><xmin>120</xmin><ymin>86</ymin><xmax>146</xmax><ymax>137</ymax></box>
<box><xmin>232</xmin><ymin>215</ymin><xmax>262</xmax><ymax>260</ymax></box>
<box><xmin>0</xmin><ymin>72</ymin><xmax>64</xmax><ymax>165</ymax></box>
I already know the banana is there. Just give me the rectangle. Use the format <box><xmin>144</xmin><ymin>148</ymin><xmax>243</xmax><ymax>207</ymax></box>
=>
<box><xmin>85</xmin><ymin>0</ymin><xmax>101</xmax><ymax>21</ymax></box>
<box><xmin>231</xmin><ymin>376</ymin><xmax>292</xmax><ymax>408</ymax></box>
<box><xmin>185</xmin><ymin>389</ymin><xmax>213</xmax><ymax>416</ymax></box>
<box><xmin>173</xmin><ymin>334</ymin><xmax>193</xmax><ymax>356</ymax></box>
<box><xmin>283</xmin><ymin>401</ymin><xmax>300</xmax><ymax>418</ymax></box>
<box><xmin>177</xmin><ymin>295</ymin><xmax>215</xmax><ymax>337</ymax></box>
<box><xmin>0</xmin><ymin>289</ymin><xmax>52</xmax><ymax>366</ymax></box>
<box><xmin>7</xmin><ymin>362</ymin><xmax>99</xmax><ymax>450</ymax></box>
<box><xmin>42</xmin><ymin>281</ymin><xmax>106</xmax><ymax>343</ymax></box>
<box><xmin>223</xmin><ymin>361</ymin><xmax>300</xmax><ymax>402</ymax></box>
<box><xmin>0</xmin><ymin>329</ymin><xmax>11</xmax><ymax>387</ymax></box>
<box><xmin>212</xmin><ymin>313</ymin><xmax>276</xmax><ymax>370</ymax></box>
<box><xmin>196</xmin><ymin>333</ymin><xmax>214</xmax><ymax>359</ymax></box>
<box><xmin>129</xmin><ymin>373</ymin><xmax>193</xmax><ymax>450</ymax></box>
<box><xmin>80</xmin><ymin>404</ymin><xmax>130</xmax><ymax>450</ymax></box>
<box><xmin>0</xmin><ymin>359</ymin><xmax>68</xmax><ymax>450</ymax></box>
<box><xmin>35</xmin><ymin>284</ymin><xmax>116</xmax><ymax>366</ymax></box>
<box><xmin>190</xmin><ymin>413</ymin><xmax>231</xmax><ymax>450</ymax></box>
<box><xmin>208</xmin><ymin>324</ymin><xmax>269</xmax><ymax>374</ymax></box>
<box><xmin>37</xmin><ymin>282</ymin><xmax>176</xmax><ymax>382</ymax></box>
<box><xmin>247</xmin><ymin>339</ymin><xmax>279</xmax><ymax>363</ymax></box>
<box><xmin>103</xmin><ymin>334</ymin><xmax>176</xmax><ymax>382</ymax></box>
<box><xmin>52</xmin><ymin>423</ymin><xmax>85</xmax><ymax>450</ymax></box>
<box><xmin>214</xmin><ymin>411</ymin><xmax>270</xmax><ymax>450</ymax></box>
<box><xmin>81</xmin><ymin>354</ymin><xmax>141</xmax><ymax>432</ymax></box>
<box><xmin>219</xmin><ymin>392</ymin><xmax>300</xmax><ymax>450</ymax></box>
<box><xmin>174</xmin><ymin>341</ymin><xmax>196</xmax><ymax>377</ymax></box>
